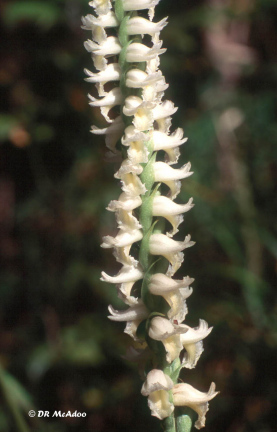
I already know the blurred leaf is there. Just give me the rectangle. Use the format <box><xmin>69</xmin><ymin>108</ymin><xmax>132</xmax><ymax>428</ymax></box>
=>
<box><xmin>0</xmin><ymin>274</ymin><xmax>19</xmax><ymax>306</ymax></box>
<box><xmin>62</xmin><ymin>325</ymin><xmax>104</xmax><ymax>366</ymax></box>
<box><xmin>259</xmin><ymin>228</ymin><xmax>277</xmax><ymax>258</ymax></box>
<box><xmin>0</xmin><ymin>368</ymin><xmax>33</xmax><ymax>412</ymax></box>
<box><xmin>0</xmin><ymin>115</ymin><xmax>18</xmax><ymax>141</ymax></box>
<box><xmin>33</xmin><ymin>124</ymin><xmax>55</xmax><ymax>143</ymax></box>
<box><xmin>27</xmin><ymin>345</ymin><xmax>55</xmax><ymax>381</ymax></box>
<box><xmin>3</xmin><ymin>1</ymin><xmax>60</xmax><ymax>30</ymax></box>
<box><xmin>217</xmin><ymin>264</ymin><xmax>269</xmax><ymax>326</ymax></box>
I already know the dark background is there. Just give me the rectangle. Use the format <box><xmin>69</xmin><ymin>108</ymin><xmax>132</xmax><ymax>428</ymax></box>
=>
<box><xmin>0</xmin><ymin>0</ymin><xmax>276</xmax><ymax>431</ymax></box>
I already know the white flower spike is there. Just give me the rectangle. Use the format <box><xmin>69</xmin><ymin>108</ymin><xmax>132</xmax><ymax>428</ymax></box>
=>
<box><xmin>83</xmin><ymin>0</ymin><xmax>218</xmax><ymax>428</ymax></box>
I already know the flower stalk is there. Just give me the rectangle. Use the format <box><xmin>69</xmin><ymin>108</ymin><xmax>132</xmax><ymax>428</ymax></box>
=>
<box><xmin>83</xmin><ymin>0</ymin><xmax>218</xmax><ymax>430</ymax></box>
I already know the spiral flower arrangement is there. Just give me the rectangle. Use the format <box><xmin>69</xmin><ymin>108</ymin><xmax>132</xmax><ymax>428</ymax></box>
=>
<box><xmin>82</xmin><ymin>0</ymin><xmax>218</xmax><ymax>430</ymax></box>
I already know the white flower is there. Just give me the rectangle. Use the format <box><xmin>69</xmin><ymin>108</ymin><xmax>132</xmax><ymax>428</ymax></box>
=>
<box><xmin>88</xmin><ymin>87</ymin><xmax>123</xmax><ymax>122</ymax></box>
<box><xmin>101</xmin><ymin>265</ymin><xmax>143</xmax><ymax>284</ymax></box>
<box><xmin>152</xmin><ymin>128</ymin><xmax>187</xmax><ymax>164</ymax></box>
<box><xmin>180</xmin><ymin>320</ymin><xmax>213</xmax><ymax>369</ymax></box>
<box><xmin>114</xmin><ymin>208</ymin><xmax>142</xmax><ymax>231</ymax></box>
<box><xmin>126</xmin><ymin>42</ymin><xmax>166</xmax><ymax>63</ymax></box>
<box><xmin>122</xmin><ymin>96</ymin><xmax>154</xmax><ymax>131</ymax></box>
<box><xmin>117</xmin><ymin>280</ymin><xmax>139</xmax><ymax>305</ymax></box>
<box><xmin>126</xmin><ymin>16</ymin><xmax>168</xmax><ymax>36</ymax></box>
<box><xmin>148</xmin><ymin>316</ymin><xmax>186</xmax><ymax>362</ymax></box>
<box><xmin>149</xmin><ymin>273</ymin><xmax>193</xmax><ymax>295</ymax></box>
<box><xmin>89</xmin><ymin>0</ymin><xmax>112</xmax><ymax>16</ymax></box>
<box><xmin>122</xmin><ymin>0</ymin><xmax>160</xmax><ymax>12</ymax></box>
<box><xmin>84</xmin><ymin>63</ymin><xmax>121</xmax><ymax>83</ymax></box>
<box><xmin>88</xmin><ymin>87</ymin><xmax>122</xmax><ymax>107</ymax></box>
<box><xmin>112</xmin><ymin>245</ymin><xmax>138</xmax><ymax>267</ymax></box>
<box><xmin>85</xmin><ymin>63</ymin><xmax>121</xmax><ymax>97</ymax></box>
<box><xmin>84</xmin><ymin>36</ymin><xmax>121</xmax><ymax>56</ymax></box>
<box><xmin>119</xmin><ymin>171</ymin><xmax>147</xmax><ymax>197</ymax></box>
<box><xmin>115</xmin><ymin>158</ymin><xmax>143</xmax><ymax>177</ymax></box>
<box><xmin>81</xmin><ymin>12</ymin><xmax>118</xmax><ymax>45</ymax></box>
<box><xmin>149</xmin><ymin>234</ymin><xmax>195</xmax><ymax>276</ymax></box>
<box><xmin>91</xmin><ymin>116</ymin><xmax>124</xmax><ymax>152</ymax></box>
<box><xmin>153</xmin><ymin>162</ymin><xmax>193</xmax><ymax>198</ymax></box>
<box><xmin>121</xmin><ymin>126</ymin><xmax>150</xmax><ymax>164</ymax></box>
<box><xmin>172</xmin><ymin>382</ymin><xmax>219</xmax><ymax>429</ymax></box>
<box><xmin>125</xmin><ymin>70</ymin><xmax>167</xmax><ymax>102</ymax></box>
<box><xmin>101</xmin><ymin>228</ymin><xmax>143</xmax><ymax>248</ymax></box>
<box><xmin>107</xmin><ymin>192</ymin><xmax>142</xmax><ymax>212</ymax></box>
<box><xmin>125</xmin><ymin>69</ymin><xmax>163</xmax><ymax>88</ymax></box>
<box><xmin>141</xmin><ymin>369</ymin><xmax>174</xmax><ymax>420</ymax></box>
<box><xmin>153</xmin><ymin>100</ymin><xmax>178</xmax><ymax>120</ymax></box>
<box><xmin>149</xmin><ymin>273</ymin><xmax>193</xmax><ymax>322</ymax></box>
<box><xmin>108</xmin><ymin>301</ymin><xmax>148</xmax><ymax>340</ymax></box>
<box><xmin>152</xmin><ymin>196</ymin><xmax>194</xmax><ymax>236</ymax></box>
<box><xmin>81</xmin><ymin>11</ymin><xmax>118</xmax><ymax>30</ymax></box>
<box><xmin>122</xmin><ymin>96</ymin><xmax>153</xmax><ymax>116</ymax></box>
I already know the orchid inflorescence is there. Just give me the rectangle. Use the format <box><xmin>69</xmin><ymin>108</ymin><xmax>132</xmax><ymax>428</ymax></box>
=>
<box><xmin>82</xmin><ymin>0</ymin><xmax>218</xmax><ymax>429</ymax></box>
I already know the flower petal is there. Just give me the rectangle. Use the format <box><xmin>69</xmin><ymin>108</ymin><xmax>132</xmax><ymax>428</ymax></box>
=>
<box><xmin>172</xmin><ymin>382</ymin><xmax>219</xmax><ymax>429</ymax></box>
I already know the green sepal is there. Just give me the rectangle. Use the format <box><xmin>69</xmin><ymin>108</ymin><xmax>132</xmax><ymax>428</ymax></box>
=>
<box><xmin>162</xmin><ymin>414</ymin><xmax>176</xmax><ymax>432</ymax></box>
<box><xmin>139</xmin><ymin>219</ymin><xmax>157</xmax><ymax>271</ymax></box>
<box><xmin>163</xmin><ymin>357</ymin><xmax>181</xmax><ymax>384</ymax></box>
<box><xmin>140</xmin><ymin>183</ymin><xmax>160</xmax><ymax>235</ymax></box>
<box><xmin>152</xmin><ymin>256</ymin><xmax>169</xmax><ymax>275</ymax></box>
<box><xmin>176</xmin><ymin>414</ymin><xmax>193</xmax><ymax>432</ymax></box>
<box><xmin>119</xmin><ymin>40</ymin><xmax>132</xmax><ymax>82</ymax></box>
<box><xmin>140</xmin><ymin>151</ymin><xmax>156</xmax><ymax>193</ymax></box>
<box><xmin>153</xmin><ymin>217</ymin><xmax>166</xmax><ymax>234</ymax></box>
<box><xmin>114</xmin><ymin>0</ymin><xmax>124</xmax><ymax>21</ymax></box>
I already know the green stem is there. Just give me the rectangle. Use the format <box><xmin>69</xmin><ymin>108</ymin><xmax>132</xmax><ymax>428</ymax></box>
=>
<box><xmin>0</xmin><ymin>365</ymin><xmax>31</xmax><ymax>432</ymax></box>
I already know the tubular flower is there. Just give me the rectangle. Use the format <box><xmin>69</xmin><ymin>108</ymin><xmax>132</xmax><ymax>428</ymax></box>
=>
<box><xmin>83</xmin><ymin>0</ymin><xmax>217</xmax><ymax>429</ymax></box>
<box><xmin>141</xmin><ymin>369</ymin><xmax>174</xmax><ymax>420</ymax></box>
<box><xmin>172</xmin><ymin>383</ymin><xmax>219</xmax><ymax>429</ymax></box>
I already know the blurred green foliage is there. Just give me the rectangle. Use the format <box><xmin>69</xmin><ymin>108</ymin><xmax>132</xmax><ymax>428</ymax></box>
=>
<box><xmin>0</xmin><ymin>0</ymin><xmax>276</xmax><ymax>431</ymax></box>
